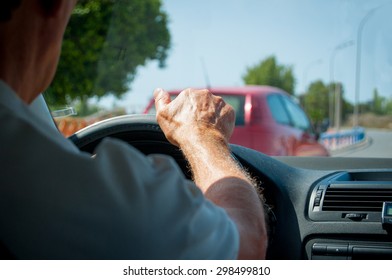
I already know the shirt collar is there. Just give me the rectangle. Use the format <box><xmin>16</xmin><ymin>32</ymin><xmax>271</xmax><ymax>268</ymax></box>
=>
<box><xmin>0</xmin><ymin>79</ymin><xmax>80</xmax><ymax>153</ymax></box>
<box><xmin>0</xmin><ymin>80</ymin><xmax>26</xmax><ymax>113</ymax></box>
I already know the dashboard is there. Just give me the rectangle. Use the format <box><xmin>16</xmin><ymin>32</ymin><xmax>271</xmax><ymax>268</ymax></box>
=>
<box><xmin>70</xmin><ymin>115</ymin><xmax>392</xmax><ymax>259</ymax></box>
<box><xmin>234</xmin><ymin>145</ymin><xmax>392</xmax><ymax>259</ymax></box>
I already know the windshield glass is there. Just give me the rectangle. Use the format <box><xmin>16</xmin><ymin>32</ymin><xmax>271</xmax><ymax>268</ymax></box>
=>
<box><xmin>45</xmin><ymin>0</ymin><xmax>392</xmax><ymax>158</ymax></box>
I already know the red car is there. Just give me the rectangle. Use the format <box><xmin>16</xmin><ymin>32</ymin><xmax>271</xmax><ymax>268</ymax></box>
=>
<box><xmin>144</xmin><ymin>86</ymin><xmax>329</xmax><ymax>156</ymax></box>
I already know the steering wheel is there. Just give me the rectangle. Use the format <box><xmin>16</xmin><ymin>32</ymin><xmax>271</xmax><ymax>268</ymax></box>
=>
<box><xmin>69</xmin><ymin>114</ymin><xmax>192</xmax><ymax>178</ymax></box>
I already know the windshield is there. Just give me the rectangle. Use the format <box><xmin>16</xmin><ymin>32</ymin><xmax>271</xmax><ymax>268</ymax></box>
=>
<box><xmin>45</xmin><ymin>0</ymin><xmax>392</xmax><ymax>158</ymax></box>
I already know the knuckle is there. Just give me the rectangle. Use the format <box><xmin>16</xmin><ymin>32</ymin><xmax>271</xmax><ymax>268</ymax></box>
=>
<box><xmin>200</xmin><ymin>89</ymin><xmax>211</xmax><ymax>94</ymax></box>
<box><xmin>223</xmin><ymin>104</ymin><xmax>235</xmax><ymax>120</ymax></box>
<box><xmin>184</xmin><ymin>88</ymin><xmax>193</xmax><ymax>97</ymax></box>
<box><xmin>197</xmin><ymin>89</ymin><xmax>212</xmax><ymax>98</ymax></box>
<box><xmin>215</xmin><ymin>95</ymin><xmax>223</xmax><ymax>102</ymax></box>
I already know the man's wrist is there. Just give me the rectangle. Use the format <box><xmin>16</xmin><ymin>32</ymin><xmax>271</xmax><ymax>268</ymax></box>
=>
<box><xmin>177</xmin><ymin>127</ymin><xmax>229</xmax><ymax>151</ymax></box>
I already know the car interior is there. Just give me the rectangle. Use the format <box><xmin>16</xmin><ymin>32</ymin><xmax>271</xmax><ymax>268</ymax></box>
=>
<box><xmin>37</xmin><ymin>0</ymin><xmax>392</xmax><ymax>260</ymax></box>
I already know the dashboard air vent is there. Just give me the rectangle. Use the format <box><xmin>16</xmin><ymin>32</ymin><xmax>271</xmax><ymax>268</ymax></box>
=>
<box><xmin>322</xmin><ymin>185</ymin><xmax>392</xmax><ymax>212</ymax></box>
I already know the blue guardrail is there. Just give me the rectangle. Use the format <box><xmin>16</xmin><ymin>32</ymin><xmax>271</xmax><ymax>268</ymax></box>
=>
<box><xmin>320</xmin><ymin>127</ymin><xmax>366</xmax><ymax>151</ymax></box>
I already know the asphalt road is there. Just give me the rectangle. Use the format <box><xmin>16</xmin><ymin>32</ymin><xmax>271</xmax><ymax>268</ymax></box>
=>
<box><xmin>332</xmin><ymin>129</ymin><xmax>392</xmax><ymax>158</ymax></box>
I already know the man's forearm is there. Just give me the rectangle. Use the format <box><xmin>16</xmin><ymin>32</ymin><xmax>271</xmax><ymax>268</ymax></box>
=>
<box><xmin>153</xmin><ymin>88</ymin><xmax>268</xmax><ymax>259</ymax></box>
<box><xmin>180</xmin><ymin>135</ymin><xmax>268</xmax><ymax>259</ymax></box>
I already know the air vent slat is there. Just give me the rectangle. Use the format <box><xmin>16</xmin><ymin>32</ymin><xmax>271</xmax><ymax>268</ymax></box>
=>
<box><xmin>324</xmin><ymin>197</ymin><xmax>392</xmax><ymax>201</ymax></box>
<box><xmin>321</xmin><ymin>185</ymin><xmax>392</xmax><ymax>212</ymax></box>
<box><xmin>324</xmin><ymin>201</ymin><xmax>382</xmax><ymax>205</ymax></box>
<box><xmin>323</xmin><ymin>205</ymin><xmax>382</xmax><ymax>209</ymax></box>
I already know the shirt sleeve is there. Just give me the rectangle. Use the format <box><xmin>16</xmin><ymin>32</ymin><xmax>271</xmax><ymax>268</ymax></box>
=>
<box><xmin>0</xmin><ymin>131</ymin><xmax>239</xmax><ymax>259</ymax></box>
<box><xmin>91</xmin><ymin>138</ymin><xmax>240</xmax><ymax>259</ymax></box>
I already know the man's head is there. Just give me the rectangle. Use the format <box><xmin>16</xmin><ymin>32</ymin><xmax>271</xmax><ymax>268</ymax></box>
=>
<box><xmin>0</xmin><ymin>0</ymin><xmax>77</xmax><ymax>103</ymax></box>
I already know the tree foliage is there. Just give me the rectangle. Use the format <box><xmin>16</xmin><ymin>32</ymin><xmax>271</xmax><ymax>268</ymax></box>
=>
<box><xmin>302</xmin><ymin>80</ymin><xmax>352</xmax><ymax>126</ymax></box>
<box><xmin>45</xmin><ymin>0</ymin><xmax>170</xmax><ymax>107</ymax></box>
<box><xmin>302</xmin><ymin>80</ymin><xmax>329</xmax><ymax>123</ymax></box>
<box><xmin>242</xmin><ymin>55</ymin><xmax>295</xmax><ymax>94</ymax></box>
<box><xmin>372</xmin><ymin>88</ymin><xmax>387</xmax><ymax>115</ymax></box>
<box><xmin>359</xmin><ymin>88</ymin><xmax>392</xmax><ymax>116</ymax></box>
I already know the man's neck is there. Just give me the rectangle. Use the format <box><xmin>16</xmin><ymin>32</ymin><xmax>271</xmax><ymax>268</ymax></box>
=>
<box><xmin>0</xmin><ymin>27</ymin><xmax>41</xmax><ymax>104</ymax></box>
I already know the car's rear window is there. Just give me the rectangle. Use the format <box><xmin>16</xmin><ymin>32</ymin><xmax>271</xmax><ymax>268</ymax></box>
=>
<box><xmin>219</xmin><ymin>94</ymin><xmax>245</xmax><ymax>126</ymax></box>
<box><xmin>147</xmin><ymin>94</ymin><xmax>245</xmax><ymax>126</ymax></box>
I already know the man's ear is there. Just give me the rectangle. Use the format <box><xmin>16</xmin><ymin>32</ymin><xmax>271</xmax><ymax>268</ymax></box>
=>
<box><xmin>38</xmin><ymin>0</ymin><xmax>62</xmax><ymax>18</ymax></box>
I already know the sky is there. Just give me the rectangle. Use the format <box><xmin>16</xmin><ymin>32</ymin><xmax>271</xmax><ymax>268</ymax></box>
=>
<box><xmin>97</xmin><ymin>0</ymin><xmax>392</xmax><ymax>113</ymax></box>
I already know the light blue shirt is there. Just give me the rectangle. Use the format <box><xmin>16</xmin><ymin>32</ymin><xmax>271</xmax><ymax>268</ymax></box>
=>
<box><xmin>0</xmin><ymin>81</ymin><xmax>239</xmax><ymax>259</ymax></box>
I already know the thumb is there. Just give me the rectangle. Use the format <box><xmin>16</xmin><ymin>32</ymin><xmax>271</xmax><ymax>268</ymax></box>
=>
<box><xmin>154</xmin><ymin>88</ymin><xmax>171</xmax><ymax>112</ymax></box>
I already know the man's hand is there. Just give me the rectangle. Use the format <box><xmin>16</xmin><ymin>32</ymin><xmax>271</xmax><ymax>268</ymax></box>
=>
<box><xmin>154</xmin><ymin>88</ymin><xmax>268</xmax><ymax>260</ymax></box>
<box><xmin>154</xmin><ymin>88</ymin><xmax>235</xmax><ymax>147</ymax></box>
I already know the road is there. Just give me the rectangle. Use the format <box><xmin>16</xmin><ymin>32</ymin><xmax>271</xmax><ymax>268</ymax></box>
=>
<box><xmin>332</xmin><ymin>129</ymin><xmax>392</xmax><ymax>158</ymax></box>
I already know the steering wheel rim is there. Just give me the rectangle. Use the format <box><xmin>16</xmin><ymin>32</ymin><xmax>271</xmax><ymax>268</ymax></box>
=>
<box><xmin>70</xmin><ymin>114</ymin><xmax>163</xmax><ymax>150</ymax></box>
<box><xmin>69</xmin><ymin>114</ymin><xmax>192</xmax><ymax>178</ymax></box>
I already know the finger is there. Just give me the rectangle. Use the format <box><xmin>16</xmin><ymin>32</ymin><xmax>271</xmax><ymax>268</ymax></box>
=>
<box><xmin>154</xmin><ymin>88</ymin><xmax>171</xmax><ymax>112</ymax></box>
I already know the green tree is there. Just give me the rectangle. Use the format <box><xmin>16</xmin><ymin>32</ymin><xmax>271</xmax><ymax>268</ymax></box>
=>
<box><xmin>372</xmin><ymin>88</ymin><xmax>386</xmax><ymax>115</ymax></box>
<box><xmin>302</xmin><ymin>80</ymin><xmax>329</xmax><ymax>123</ymax></box>
<box><xmin>385</xmin><ymin>97</ymin><xmax>392</xmax><ymax>115</ymax></box>
<box><xmin>45</xmin><ymin>0</ymin><xmax>170</xmax><ymax>108</ymax></box>
<box><xmin>302</xmin><ymin>80</ymin><xmax>352</xmax><ymax>125</ymax></box>
<box><xmin>242</xmin><ymin>55</ymin><xmax>295</xmax><ymax>94</ymax></box>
